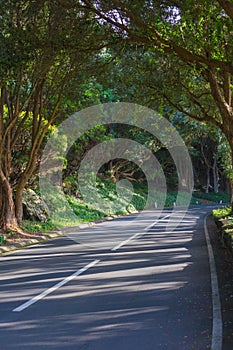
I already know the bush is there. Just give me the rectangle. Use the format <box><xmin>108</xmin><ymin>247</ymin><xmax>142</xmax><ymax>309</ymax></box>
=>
<box><xmin>212</xmin><ymin>206</ymin><xmax>232</xmax><ymax>219</ymax></box>
<box><xmin>20</xmin><ymin>220</ymin><xmax>58</xmax><ymax>233</ymax></box>
<box><xmin>0</xmin><ymin>234</ymin><xmax>6</xmax><ymax>245</ymax></box>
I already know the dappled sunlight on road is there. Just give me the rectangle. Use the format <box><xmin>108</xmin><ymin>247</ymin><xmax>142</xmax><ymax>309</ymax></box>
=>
<box><xmin>0</xmin><ymin>208</ymin><xmax>213</xmax><ymax>349</ymax></box>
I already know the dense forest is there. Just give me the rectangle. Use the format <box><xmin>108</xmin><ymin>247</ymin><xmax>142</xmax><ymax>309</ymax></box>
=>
<box><xmin>0</xmin><ymin>0</ymin><xmax>233</xmax><ymax>237</ymax></box>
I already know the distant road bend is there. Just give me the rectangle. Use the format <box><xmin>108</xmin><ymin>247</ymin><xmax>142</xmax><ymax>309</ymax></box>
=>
<box><xmin>0</xmin><ymin>204</ymin><xmax>222</xmax><ymax>350</ymax></box>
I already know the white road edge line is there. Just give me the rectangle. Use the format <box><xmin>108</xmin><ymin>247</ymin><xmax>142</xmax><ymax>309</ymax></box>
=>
<box><xmin>204</xmin><ymin>215</ymin><xmax>223</xmax><ymax>350</ymax></box>
<box><xmin>111</xmin><ymin>214</ymin><xmax>171</xmax><ymax>252</ymax></box>
<box><xmin>12</xmin><ymin>259</ymin><xmax>100</xmax><ymax>312</ymax></box>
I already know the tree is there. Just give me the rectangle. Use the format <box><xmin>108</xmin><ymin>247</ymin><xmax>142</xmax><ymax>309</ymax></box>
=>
<box><xmin>81</xmin><ymin>0</ymin><xmax>233</xmax><ymax>201</ymax></box>
<box><xmin>171</xmin><ymin>115</ymin><xmax>223</xmax><ymax>193</ymax></box>
<box><xmin>0</xmin><ymin>0</ymin><xmax>107</xmax><ymax>230</ymax></box>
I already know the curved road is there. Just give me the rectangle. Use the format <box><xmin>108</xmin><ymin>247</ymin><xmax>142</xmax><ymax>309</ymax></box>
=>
<box><xmin>0</xmin><ymin>205</ymin><xmax>222</xmax><ymax>350</ymax></box>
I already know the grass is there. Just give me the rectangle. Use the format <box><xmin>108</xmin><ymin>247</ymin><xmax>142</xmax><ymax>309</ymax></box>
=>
<box><xmin>193</xmin><ymin>191</ymin><xmax>230</xmax><ymax>203</ymax></box>
<box><xmin>165</xmin><ymin>191</ymin><xmax>200</xmax><ymax>206</ymax></box>
<box><xmin>21</xmin><ymin>179</ymin><xmax>230</xmax><ymax>234</ymax></box>
<box><xmin>20</xmin><ymin>220</ymin><xmax>59</xmax><ymax>233</ymax></box>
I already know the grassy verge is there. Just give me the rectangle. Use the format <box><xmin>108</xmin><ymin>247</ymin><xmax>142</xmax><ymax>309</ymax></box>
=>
<box><xmin>21</xmin><ymin>181</ymin><xmax>231</xmax><ymax>235</ymax></box>
<box><xmin>20</xmin><ymin>220</ymin><xmax>59</xmax><ymax>233</ymax></box>
<box><xmin>193</xmin><ymin>191</ymin><xmax>230</xmax><ymax>203</ymax></box>
<box><xmin>20</xmin><ymin>180</ymin><xmax>147</xmax><ymax>232</ymax></box>
<box><xmin>21</xmin><ymin>190</ymin><xmax>227</xmax><ymax>234</ymax></box>
<box><xmin>20</xmin><ymin>179</ymin><xmax>201</xmax><ymax>233</ymax></box>
<box><xmin>212</xmin><ymin>206</ymin><xmax>233</xmax><ymax>252</ymax></box>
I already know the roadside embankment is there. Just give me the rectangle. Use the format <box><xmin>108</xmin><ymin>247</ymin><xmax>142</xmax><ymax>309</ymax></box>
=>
<box><xmin>212</xmin><ymin>207</ymin><xmax>233</xmax><ymax>253</ymax></box>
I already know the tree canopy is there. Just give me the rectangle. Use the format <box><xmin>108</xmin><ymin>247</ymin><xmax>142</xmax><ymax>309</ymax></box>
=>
<box><xmin>0</xmin><ymin>0</ymin><xmax>108</xmax><ymax>229</ymax></box>
<box><xmin>1</xmin><ymin>0</ymin><xmax>233</xmax><ymax>231</ymax></box>
<box><xmin>81</xmin><ymin>0</ymin><xmax>233</xmax><ymax>200</ymax></box>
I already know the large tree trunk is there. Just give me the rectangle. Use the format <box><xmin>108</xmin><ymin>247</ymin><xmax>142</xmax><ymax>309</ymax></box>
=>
<box><xmin>205</xmin><ymin>167</ymin><xmax>210</xmax><ymax>194</ymax></box>
<box><xmin>15</xmin><ymin>155</ymin><xmax>38</xmax><ymax>225</ymax></box>
<box><xmin>213</xmin><ymin>157</ymin><xmax>219</xmax><ymax>194</ymax></box>
<box><xmin>15</xmin><ymin>177</ymin><xmax>30</xmax><ymax>225</ymax></box>
<box><xmin>15</xmin><ymin>187</ymin><xmax>24</xmax><ymax>226</ymax></box>
<box><xmin>0</xmin><ymin>172</ymin><xmax>18</xmax><ymax>230</ymax></box>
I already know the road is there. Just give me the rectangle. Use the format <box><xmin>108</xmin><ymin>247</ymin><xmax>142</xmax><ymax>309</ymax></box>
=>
<box><xmin>0</xmin><ymin>205</ymin><xmax>222</xmax><ymax>350</ymax></box>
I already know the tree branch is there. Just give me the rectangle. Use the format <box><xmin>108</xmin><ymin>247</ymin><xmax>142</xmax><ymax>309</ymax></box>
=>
<box><xmin>207</xmin><ymin>68</ymin><xmax>233</xmax><ymax>117</ymax></box>
<box><xmin>217</xmin><ymin>0</ymin><xmax>233</xmax><ymax>20</ymax></box>
<box><xmin>150</xmin><ymin>87</ymin><xmax>223</xmax><ymax>130</ymax></box>
<box><xmin>83</xmin><ymin>0</ymin><xmax>233</xmax><ymax>74</ymax></box>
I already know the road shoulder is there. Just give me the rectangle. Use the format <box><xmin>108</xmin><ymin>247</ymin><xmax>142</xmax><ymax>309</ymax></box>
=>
<box><xmin>207</xmin><ymin>215</ymin><xmax>233</xmax><ymax>350</ymax></box>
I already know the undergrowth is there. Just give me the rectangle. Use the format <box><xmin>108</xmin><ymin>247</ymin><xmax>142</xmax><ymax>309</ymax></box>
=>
<box><xmin>21</xmin><ymin>179</ymin><xmax>230</xmax><ymax>234</ymax></box>
<box><xmin>193</xmin><ymin>191</ymin><xmax>230</xmax><ymax>203</ymax></box>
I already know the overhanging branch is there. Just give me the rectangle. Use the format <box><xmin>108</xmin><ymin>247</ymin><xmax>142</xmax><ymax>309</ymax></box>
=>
<box><xmin>150</xmin><ymin>86</ymin><xmax>223</xmax><ymax>130</ymax></box>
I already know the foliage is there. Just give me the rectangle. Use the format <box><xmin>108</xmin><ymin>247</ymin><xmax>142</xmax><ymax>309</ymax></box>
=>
<box><xmin>212</xmin><ymin>206</ymin><xmax>232</xmax><ymax>219</ymax></box>
<box><xmin>164</xmin><ymin>191</ymin><xmax>200</xmax><ymax>206</ymax></box>
<box><xmin>0</xmin><ymin>234</ymin><xmax>6</xmax><ymax>245</ymax></box>
<box><xmin>64</xmin><ymin>117</ymin><xmax>163</xmax><ymax>187</ymax></box>
<box><xmin>20</xmin><ymin>220</ymin><xmax>58</xmax><ymax>233</ymax></box>
<box><xmin>212</xmin><ymin>205</ymin><xmax>233</xmax><ymax>250</ymax></box>
<box><xmin>64</xmin><ymin>123</ymin><xmax>113</xmax><ymax>184</ymax></box>
<box><xmin>2</xmin><ymin>0</ymin><xmax>233</xmax><ymax>232</ymax></box>
<box><xmin>193</xmin><ymin>191</ymin><xmax>230</xmax><ymax>203</ymax></box>
<box><xmin>67</xmin><ymin>195</ymin><xmax>107</xmax><ymax>222</ymax></box>
<box><xmin>217</xmin><ymin>138</ymin><xmax>233</xmax><ymax>180</ymax></box>
<box><xmin>0</xmin><ymin>0</ymin><xmax>111</xmax><ymax>229</ymax></box>
<box><xmin>22</xmin><ymin>174</ymin><xmax>205</xmax><ymax>233</ymax></box>
<box><xmin>81</xmin><ymin>0</ymin><xmax>233</xmax><ymax>199</ymax></box>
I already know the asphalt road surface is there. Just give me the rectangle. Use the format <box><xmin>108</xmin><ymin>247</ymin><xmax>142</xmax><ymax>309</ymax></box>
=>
<box><xmin>0</xmin><ymin>205</ymin><xmax>222</xmax><ymax>350</ymax></box>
